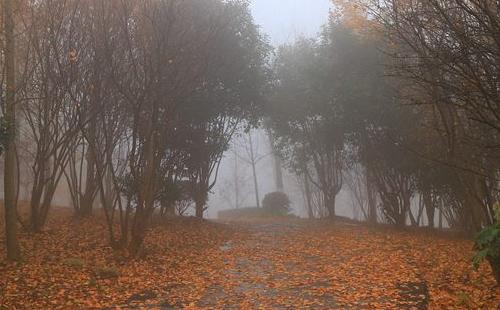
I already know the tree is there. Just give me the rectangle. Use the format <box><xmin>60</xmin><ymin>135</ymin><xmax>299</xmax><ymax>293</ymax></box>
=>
<box><xmin>81</xmin><ymin>0</ymin><xmax>270</xmax><ymax>253</ymax></box>
<box><xmin>368</xmin><ymin>0</ymin><xmax>500</xmax><ymax>230</ymax></box>
<box><xmin>219</xmin><ymin>150</ymin><xmax>250</xmax><ymax>210</ymax></box>
<box><xmin>269</xmin><ymin>38</ymin><xmax>346</xmax><ymax>219</ymax></box>
<box><xmin>21</xmin><ymin>0</ymin><xmax>84</xmax><ymax>231</ymax></box>
<box><xmin>2</xmin><ymin>0</ymin><xmax>22</xmax><ymax>260</ymax></box>
<box><xmin>234</xmin><ymin>131</ymin><xmax>269</xmax><ymax>208</ymax></box>
<box><xmin>109</xmin><ymin>0</ymin><xmax>230</xmax><ymax>252</ymax></box>
<box><xmin>181</xmin><ymin>1</ymin><xmax>270</xmax><ymax>218</ymax></box>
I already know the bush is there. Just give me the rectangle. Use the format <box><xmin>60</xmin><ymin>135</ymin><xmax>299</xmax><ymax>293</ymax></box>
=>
<box><xmin>262</xmin><ymin>192</ymin><xmax>291</xmax><ymax>216</ymax></box>
<box><xmin>473</xmin><ymin>204</ymin><xmax>500</xmax><ymax>284</ymax></box>
<box><xmin>473</xmin><ymin>223</ymin><xmax>500</xmax><ymax>284</ymax></box>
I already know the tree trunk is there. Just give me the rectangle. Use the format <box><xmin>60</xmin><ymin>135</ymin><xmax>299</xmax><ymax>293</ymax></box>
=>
<box><xmin>438</xmin><ymin>202</ymin><xmax>443</xmax><ymax>230</ymax></box>
<box><xmin>274</xmin><ymin>154</ymin><xmax>284</xmax><ymax>192</ymax></box>
<box><xmin>366</xmin><ymin>167</ymin><xmax>377</xmax><ymax>225</ymax></box>
<box><xmin>129</xmin><ymin>207</ymin><xmax>150</xmax><ymax>257</ymax></box>
<box><xmin>248</xmin><ymin>133</ymin><xmax>260</xmax><ymax>208</ymax></box>
<box><xmin>129</xmin><ymin>221</ymin><xmax>145</xmax><ymax>257</ymax></box>
<box><xmin>304</xmin><ymin>173</ymin><xmax>314</xmax><ymax>219</ymax></box>
<box><xmin>267</xmin><ymin>132</ymin><xmax>284</xmax><ymax>192</ymax></box>
<box><xmin>325</xmin><ymin>193</ymin><xmax>336</xmax><ymax>219</ymax></box>
<box><xmin>396</xmin><ymin>208</ymin><xmax>406</xmax><ymax>227</ymax></box>
<box><xmin>423</xmin><ymin>190</ymin><xmax>435</xmax><ymax>228</ymax></box>
<box><xmin>3</xmin><ymin>0</ymin><xmax>21</xmax><ymax>261</ymax></box>
<box><xmin>195</xmin><ymin>194</ymin><xmax>206</xmax><ymax>218</ymax></box>
<box><xmin>161</xmin><ymin>201</ymin><xmax>176</xmax><ymax>217</ymax></box>
<box><xmin>79</xmin><ymin>149</ymin><xmax>97</xmax><ymax>217</ymax></box>
<box><xmin>232</xmin><ymin>151</ymin><xmax>241</xmax><ymax>209</ymax></box>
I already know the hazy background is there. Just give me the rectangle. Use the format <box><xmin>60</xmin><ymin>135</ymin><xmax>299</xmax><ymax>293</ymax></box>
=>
<box><xmin>250</xmin><ymin>0</ymin><xmax>332</xmax><ymax>45</ymax></box>
<box><xmin>207</xmin><ymin>0</ymin><xmax>337</xmax><ymax>218</ymax></box>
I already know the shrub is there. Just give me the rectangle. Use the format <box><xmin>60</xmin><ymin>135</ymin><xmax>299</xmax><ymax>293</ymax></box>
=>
<box><xmin>262</xmin><ymin>192</ymin><xmax>291</xmax><ymax>216</ymax></box>
<box><xmin>473</xmin><ymin>204</ymin><xmax>500</xmax><ymax>284</ymax></box>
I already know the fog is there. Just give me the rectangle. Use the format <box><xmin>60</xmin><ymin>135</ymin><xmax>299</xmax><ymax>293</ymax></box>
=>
<box><xmin>207</xmin><ymin>0</ymin><xmax>334</xmax><ymax>218</ymax></box>
<box><xmin>3</xmin><ymin>0</ymin><xmax>499</xmax><ymax>307</ymax></box>
<box><xmin>250</xmin><ymin>0</ymin><xmax>332</xmax><ymax>45</ymax></box>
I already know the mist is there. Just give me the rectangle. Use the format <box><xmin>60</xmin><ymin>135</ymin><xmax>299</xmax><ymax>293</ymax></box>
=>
<box><xmin>208</xmin><ymin>0</ymin><xmax>334</xmax><ymax>219</ymax></box>
<box><xmin>250</xmin><ymin>0</ymin><xmax>332</xmax><ymax>45</ymax></box>
<box><xmin>1</xmin><ymin>0</ymin><xmax>499</xmax><ymax>308</ymax></box>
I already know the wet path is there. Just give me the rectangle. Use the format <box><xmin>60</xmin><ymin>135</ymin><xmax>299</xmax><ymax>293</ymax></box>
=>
<box><xmin>197</xmin><ymin>220</ymin><xmax>431</xmax><ymax>309</ymax></box>
<box><xmin>198</xmin><ymin>221</ymin><xmax>340</xmax><ymax>309</ymax></box>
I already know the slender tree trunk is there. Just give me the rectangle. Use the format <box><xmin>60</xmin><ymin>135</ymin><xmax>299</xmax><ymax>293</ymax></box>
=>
<box><xmin>408</xmin><ymin>206</ymin><xmax>418</xmax><ymax>227</ymax></box>
<box><xmin>267</xmin><ymin>132</ymin><xmax>284</xmax><ymax>192</ymax></box>
<box><xmin>274</xmin><ymin>154</ymin><xmax>284</xmax><ymax>192</ymax></box>
<box><xmin>366</xmin><ymin>166</ymin><xmax>377</xmax><ymax>225</ymax></box>
<box><xmin>248</xmin><ymin>134</ymin><xmax>260</xmax><ymax>208</ymax></box>
<box><xmin>438</xmin><ymin>201</ymin><xmax>443</xmax><ymax>230</ymax></box>
<box><xmin>30</xmin><ymin>188</ymin><xmax>42</xmax><ymax>232</ymax></box>
<box><xmin>79</xmin><ymin>147</ymin><xmax>97</xmax><ymax>217</ymax></box>
<box><xmin>194</xmin><ymin>188</ymin><xmax>207</xmax><ymax>218</ymax></box>
<box><xmin>303</xmin><ymin>173</ymin><xmax>313</xmax><ymax>219</ymax></box>
<box><xmin>195</xmin><ymin>200</ymin><xmax>204</xmax><ymax>218</ymax></box>
<box><xmin>129</xmin><ymin>209</ymin><xmax>147</xmax><ymax>257</ymax></box>
<box><xmin>423</xmin><ymin>190</ymin><xmax>435</xmax><ymax>228</ymax></box>
<box><xmin>162</xmin><ymin>201</ymin><xmax>175</xmax><ymax>217</ymax></box>
<box><xmin>396</xmin><ymin>203</ymin><xmax>406</xmax><ymax>227</ymax></box>
<box><xmin>3</xmin><ymin>0</ymin><xmax>22</xmax><ymax>260</ymax></box>
<box><xmin>233</xmin><ymin>151</ymin><xmax>239</xmax><ymax>209</ymax></box>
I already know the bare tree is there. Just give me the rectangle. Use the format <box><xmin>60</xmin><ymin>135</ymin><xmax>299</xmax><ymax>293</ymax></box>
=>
<box><xmin>20</xmin><ymin>1</ymin><xmax>84</xmax><ymax>231</ymax></box>
<box><xmin>236</xmin><ymin>131</ymin><xmax>270</xmax><ymax>208</ymax></box>
<box><xmin>2</xmin><ymin>0</ymin><xmax>22</xmax><ymax>260</ymax></box>
<box><xmin>219</xmin><ymin>150</ymin><xmax>250</xmax><ymax>210</ymax></box>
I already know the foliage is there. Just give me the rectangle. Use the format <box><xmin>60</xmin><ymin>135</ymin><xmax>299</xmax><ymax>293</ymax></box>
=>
<box><xmin>262</xmin><ymin>192</ymin><xmax>291</xmax><ymax>216</ymax></box>
<box><xmin>473</xmin><ymin>221</ymin><xmax>500</xmax><ymax>284</ymax></box>
<box><xmin>268</xmin><ymin>36</ymin><xmax>345</xmax><ymax>218</ymax></box>
<box><xmin>0</xmin><ymin>210</ymin><xmax>498</xmax><ymax>308</ymax></box>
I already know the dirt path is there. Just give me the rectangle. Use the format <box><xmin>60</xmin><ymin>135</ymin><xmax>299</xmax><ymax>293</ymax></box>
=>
<box><xmin>196</xmin><ymin>220</ymin><xmax>432</xmax><ymax>309</ymax></box>
<box><xmin>198</xmin><ymin>221</ymin><xmax>339</xmax><ymax>309</ymax></box>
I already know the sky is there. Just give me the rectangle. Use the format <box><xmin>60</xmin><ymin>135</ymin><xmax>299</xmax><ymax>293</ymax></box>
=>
<box><xmin>250</xmin><ymin>0</ymin><xmax>332</xmax><ymax>46</ymax></box>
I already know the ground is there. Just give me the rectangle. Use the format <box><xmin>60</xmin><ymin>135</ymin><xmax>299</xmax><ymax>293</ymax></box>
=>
<box><xmin>0</xmin><ymin>211</ymin><xmax>499</xmax><ymax>309</ymax></box>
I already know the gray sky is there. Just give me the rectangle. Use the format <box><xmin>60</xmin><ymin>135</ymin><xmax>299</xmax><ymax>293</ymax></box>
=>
<box><xmin>250</xmin><ymin>0</ymin><xmax>332</xmax><ymax>46</ymax></box>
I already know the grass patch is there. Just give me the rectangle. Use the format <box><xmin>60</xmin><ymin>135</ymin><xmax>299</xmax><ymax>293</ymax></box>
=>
<box><xmin>218</xmin><ymin>207</ymin><xmax>296</xmax><ymax>220</ymax></box>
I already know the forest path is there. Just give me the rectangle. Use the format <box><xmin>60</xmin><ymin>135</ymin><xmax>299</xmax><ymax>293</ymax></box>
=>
<box><xmin>197</xmin><ymin>219</ymin><xmax>432</xmax><ymax>309</ymax></box>
<box><xmin>198</xmin><ymin>220</ymin><xmax>339</xmax><ymax>308</ymax></box>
